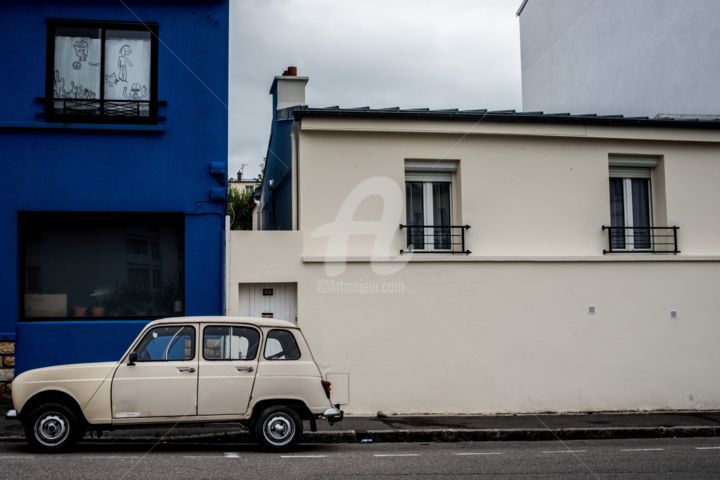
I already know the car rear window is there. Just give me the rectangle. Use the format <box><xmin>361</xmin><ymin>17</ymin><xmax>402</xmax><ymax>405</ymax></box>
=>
<box><xmin>264</xmin><ymin>329</ymin><xmax>301</xmax><ymax>360</ymax></box>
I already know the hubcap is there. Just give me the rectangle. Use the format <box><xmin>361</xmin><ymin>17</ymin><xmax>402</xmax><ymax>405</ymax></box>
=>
<box><xmin>34</xmin><ymin>412</ymin><xmax>70</xmax><ymax>447</ymax></box>
<box><xmin>263</xmin><ymin>414</ymin><xmax>295</xmax><ymax>446</ymax></box>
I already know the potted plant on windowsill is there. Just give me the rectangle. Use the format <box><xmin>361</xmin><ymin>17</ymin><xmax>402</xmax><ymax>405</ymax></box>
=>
<box><xmin>90</xmin><ymin>287</ymin><xmax>111</xmax><ymax>317</ymax></box>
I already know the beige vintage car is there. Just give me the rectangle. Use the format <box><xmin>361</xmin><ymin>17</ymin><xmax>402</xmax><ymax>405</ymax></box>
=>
<box><xmin>8</xmin><ymin>316</ymin><xmax>343</xmax><ymax>452</ymax></box>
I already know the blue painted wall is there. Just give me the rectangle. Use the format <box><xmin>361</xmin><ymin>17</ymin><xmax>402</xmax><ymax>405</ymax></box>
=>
<box><xmin>261</xmin><ymin>115</ymin><xmax>294</xmax><ymax>230</ymax></box>
<box><xmin>0</xmin><ymin>0</ymin><xmax>228</xmax><ymax>373</ymax></box>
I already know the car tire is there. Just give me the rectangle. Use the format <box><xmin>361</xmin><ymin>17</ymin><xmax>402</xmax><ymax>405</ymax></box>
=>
<box><xmin>24</xmin><ymin>402</ymin><xmax>82</xmax><ymax>453</ymax></box>
<box><xmin>254</xmin><ymin>405</ymin><xmax>303</xmax><ymax>451</ymax></box>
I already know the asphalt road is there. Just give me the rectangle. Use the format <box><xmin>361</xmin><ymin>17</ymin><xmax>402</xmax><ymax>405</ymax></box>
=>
<box><xmin>1</xmin><ymin>437</ymin><xmax>720</xmax><ymax>479</ymax></box>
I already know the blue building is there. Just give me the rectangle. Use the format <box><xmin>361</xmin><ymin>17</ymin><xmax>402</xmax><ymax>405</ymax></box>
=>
<box><xmin>0</xmin><ymin>0</ymin><xmax>229</xmax><ymax>385</ymax></box>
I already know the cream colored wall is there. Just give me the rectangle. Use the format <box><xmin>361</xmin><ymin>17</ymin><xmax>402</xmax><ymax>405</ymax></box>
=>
<box><xmin>297</xmin><ymin>120</ymin><xmax>720</xmax><ymax>258</ymax></box>
<box><xmin>231</xmin><ymin>121</ymin><xmax>720</xmax><ymax>414</ymax></box>
<box><xmin>229</xmin><ymin>231</ymin><xmax>720</xmax><ymax>414</ymax></box>
<box><xmin>664</xmin><ymin>148</ymin><xmax>720</xmax><ymax>253</ymax></box>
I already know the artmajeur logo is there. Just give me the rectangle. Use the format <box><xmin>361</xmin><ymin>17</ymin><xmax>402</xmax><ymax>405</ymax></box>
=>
<box><xmin>310</xmin><ymin>176</ymin><xmax>412</xmax><ymax>277</ymax></box>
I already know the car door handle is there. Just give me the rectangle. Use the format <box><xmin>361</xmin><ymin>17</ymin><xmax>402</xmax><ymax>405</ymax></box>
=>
<box><xmin>235</xmin><ymin>366</ymin><xmax>254</xmax><ymax>373</ymax></box>
<box><xmin>177</xmin><ymin>367</ymin><xmax>196</xmax><ymax>373</ymax></box>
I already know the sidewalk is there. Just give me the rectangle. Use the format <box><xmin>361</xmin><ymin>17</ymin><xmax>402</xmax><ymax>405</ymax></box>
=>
<box><xmin>3</xmin><ymin>411</ymin><xmax>720</xmax><ymax>443</ymax></box>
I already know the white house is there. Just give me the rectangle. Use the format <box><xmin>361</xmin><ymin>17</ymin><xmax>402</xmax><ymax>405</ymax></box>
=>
<box><xmin>227</xmin><ymin>70</ymin><xmax>720</xmax><ymax>415</ymax></box>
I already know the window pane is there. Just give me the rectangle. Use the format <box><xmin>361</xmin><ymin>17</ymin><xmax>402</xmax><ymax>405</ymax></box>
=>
<box><xmin>609</xmin><ymin>178</ymin><xmax>626</xmax><ymax>249</ymax></box>
<box><xmin>104</xmin><ymin>29</ymin><xmax>152</xmax><ymax>115</ymax></box>
<box><xmin>405</xmin><ymin>182</ymin><xmax>425</xmax><ymax>249</ymax></box>
<box><xmin>21</xmin><ymin>213</ymin><xmax>184</xmax><ymax>319</ymax></box>
<box><xmin>203</xmin><ymin>326</ymin><xmax>260</xmax><ymax>360</ymax></box>
<box><xmin>135</xmin><ymin>326</ymin><xmax>194</xmax><ymax>362</ymax></box>
<box><xmin>432</xmin><ymin>182</ymin><xmax>451</xmax><ymax>249</ymax></box>
<box><xmin>53</xmin><ymin>27</ymin><xmax>102</xmax><ymax>115</ymax></box>
<box><xmin>631</xmin><ymin>178</ymin><xmax>651</xmax><ymax>249</ymax></box>
<box><xmin>264</xmin><ymin>330</ymin><xmax>301</xmax><ymax>360</ymax></box>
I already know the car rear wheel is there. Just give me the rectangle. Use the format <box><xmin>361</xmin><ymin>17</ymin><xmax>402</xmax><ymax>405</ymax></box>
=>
<box><xmin>24</xmin><ymin>403</ymin><xmax>82</xmax><ymax>453</ymax></box>
<box><xmin>255</xmin><ymin>405</ymin><xmax>303</xmax><ymax>451</ymax></box>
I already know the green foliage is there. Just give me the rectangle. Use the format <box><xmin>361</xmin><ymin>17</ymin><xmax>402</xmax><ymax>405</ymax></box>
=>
<box><xmin>228</xmin><ymin>186</ymin><xmax>255</xmax><ymax>230</ymax></box>
<box><xmin>256</xmin><ymin>160</ymin><xmax>265</xmax><ymax>184</ymax></box>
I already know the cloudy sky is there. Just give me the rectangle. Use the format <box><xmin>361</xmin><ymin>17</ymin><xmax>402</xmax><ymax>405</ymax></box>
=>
<box><xmin>229</xmin><ymin>0</ymin><xmax>522</xmax><ymax>180</ymax></box>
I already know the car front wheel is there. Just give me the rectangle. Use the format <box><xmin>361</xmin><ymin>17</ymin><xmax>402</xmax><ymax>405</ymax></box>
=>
<box><xmin>24</xmin><ymin>403</ymin><xmax>82</xmax><ymax>453</ymax></box>
<box><xmin>255</xmin><ymin>405</ymin><xmax>303</xmax><ymax>451</ymax></box>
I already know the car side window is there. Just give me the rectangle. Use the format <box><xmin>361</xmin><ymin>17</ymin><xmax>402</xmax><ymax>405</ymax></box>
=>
<box><xmin>134</xmin><ymin>325</ymin><xmax>195</xmax><ymax>362</ymax></box>
<box><xmin>203</xmin><ymin>326</ymin><xmax>260</xmax><ymax>360</ymax></box>
<box><xmin>264</xmin><ymin>329</ymin><xmax>301</xmax><ymax>360</ymax></box>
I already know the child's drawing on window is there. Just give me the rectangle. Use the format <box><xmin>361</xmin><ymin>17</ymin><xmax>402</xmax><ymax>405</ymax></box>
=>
<box><xmin>123</xmin><ymin>82</ymin><xmax>148</xmax><ymax>100</ymax></box>
<box><xmin>105</xmin><ymin>72</ymin><xmax>119</xmax><ymax>87</ymax></box>
<box><xmin>72</xmin><ymin>39</ymin><xmax>89</xmax><ymax>70</ymax></box>
<box><xmin>117</xmin><ymin>44</ymin><xmax>134</xmax><ymax>82</ymax></box>
<box><xmin>54</xmin><ymin>70</ymin><xmax>96</xmax><ymax>99</ymax></box>
<box><xmin>53</xmin><ymin>70</ymin><xmax>67</xmax><ymax>97</ymax></box>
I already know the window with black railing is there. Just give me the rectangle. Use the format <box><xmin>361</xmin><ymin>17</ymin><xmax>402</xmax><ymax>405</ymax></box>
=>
<box><xmin>602</xmin><ymin>226</ymin><xmax>679</xmax><ymax>254</ymax></box>
<box><xmin>400</xmin><ymin>224</ymin><xmax>471</xmax><ymax>254</ymax></box>
<box><xmin>45</xmin><ymin>20</ymin><xmax>159</xmax><ymax>123</ymax></box>
<box><xmin>403</xmin><ymin>171</ymin><xmax>470</xmax><ymax>254</ymax></box>
<box><xmin>605</xmin><ymin>164</ymin><xmax>678</xmax><ymax>254</ymax></box>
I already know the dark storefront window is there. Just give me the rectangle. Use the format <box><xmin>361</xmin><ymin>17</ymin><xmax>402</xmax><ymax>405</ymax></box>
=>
<box><xmin>20</xmin><ymin>213</ymin><xmax>184</xmax><ymax>320</ymax></box>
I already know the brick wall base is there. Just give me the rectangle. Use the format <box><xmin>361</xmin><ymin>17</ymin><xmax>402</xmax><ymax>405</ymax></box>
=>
<box><xmin>0</xmin><ymin>342</ymin><xmax>15</xmax><ymax>406</ymax></box>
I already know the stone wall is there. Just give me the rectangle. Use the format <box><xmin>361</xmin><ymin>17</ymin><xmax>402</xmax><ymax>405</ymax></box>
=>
<box><xmin>0</xmin><ymin>342</ymin><xmax>14</xmax><ymax>406</ymax></box>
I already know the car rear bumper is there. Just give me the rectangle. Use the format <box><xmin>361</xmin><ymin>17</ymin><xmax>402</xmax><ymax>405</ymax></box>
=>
<box><xmin>322</xmin><ymin>405</ymin><xmax>344</xmax><ymax>425</ymax></box>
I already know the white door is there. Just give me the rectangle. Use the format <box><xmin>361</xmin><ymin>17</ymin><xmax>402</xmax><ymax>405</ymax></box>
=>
<box><xmin>112</xmin><ymin>324</ymin><xmax>198</xmax><ymax>419</ymax></box>
<box><xmin>238</xmin><ymin>283</ymin><xmax>297</xmax><ymax>323</ymax></box>
<box><xmin>197</xmin><ymin>324</ymin><xmax>259</xmax><ymax>416</ymax></box>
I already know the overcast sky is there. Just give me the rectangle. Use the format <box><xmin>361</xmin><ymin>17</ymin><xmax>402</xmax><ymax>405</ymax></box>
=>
<box><xmin>229</xmin><ymin>0</ymin><xmax>522</xmax><ymax>180</ymax></box>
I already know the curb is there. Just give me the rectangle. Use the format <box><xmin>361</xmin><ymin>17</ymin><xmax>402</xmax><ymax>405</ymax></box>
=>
<box><xmin>347</xmin><ymin>426</ymin><xmax>720</xmax><ymax>443</ymax></box>
<box><xmin>1</xmin><ymin>426</ymin><xmax>719</xmax><ymax>444</ymax></box>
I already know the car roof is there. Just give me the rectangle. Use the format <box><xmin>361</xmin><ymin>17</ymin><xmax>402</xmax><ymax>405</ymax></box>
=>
<box><xmin>148</xmin><ymin>316</ymin><xmax>297</xmax><ymax>329</ymax></box>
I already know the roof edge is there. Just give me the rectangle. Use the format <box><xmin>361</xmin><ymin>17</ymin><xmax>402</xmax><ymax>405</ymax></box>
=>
<box><xmin>292</xmin><ymin>107</ymin><xmax>720</xmax><ymax>131</ymax></box>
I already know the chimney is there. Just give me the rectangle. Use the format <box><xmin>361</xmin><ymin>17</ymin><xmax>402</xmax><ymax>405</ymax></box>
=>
<box><xmin>270</xmin><ymin>65</ymin><xmax>308</xmax><ymax>112</ymax></box>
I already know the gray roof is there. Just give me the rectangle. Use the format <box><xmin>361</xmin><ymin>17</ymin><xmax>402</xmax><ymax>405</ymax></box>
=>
<box><xmin>288</xmin><ymin>106</ymin><xmax>720</xmax><ymax>130</ymax></box>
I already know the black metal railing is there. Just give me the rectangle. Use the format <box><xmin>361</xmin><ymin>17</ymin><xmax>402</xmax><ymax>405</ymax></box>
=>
<box><xmin>602</xmin><ymin>226</ymin><xmax>680</xmax><ymax>254</ymax></box>
<box><xmin>51</xmin><ymin>98</ymin><xmax>153</xmax><ymax>119</ymax></box>
<box><xmin>400</xmin><ymin>224</ymin><xmax>471</xmax><ymax>254</ymax></box>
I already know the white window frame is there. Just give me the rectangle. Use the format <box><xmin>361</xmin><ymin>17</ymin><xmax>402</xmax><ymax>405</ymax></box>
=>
<box><xmin>405</xmin><ymin>172</ymin><xmax>453</xmax><ymax>252</ymax></box>
<box><xmin>609</xmin><ymin>167</ymin><xmax>653</xmax><ymax>251</ymax></box>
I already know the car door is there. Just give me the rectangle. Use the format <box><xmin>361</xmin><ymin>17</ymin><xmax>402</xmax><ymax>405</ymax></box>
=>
<box><xmin>111</xmin><ymin>323</ymin><xmax>199</xmax><ymax>419</ymax></box>
<box><xmin>197</xmin><ymin>324</ymin><xmax>260</xmax><ymax>416</ymax></box>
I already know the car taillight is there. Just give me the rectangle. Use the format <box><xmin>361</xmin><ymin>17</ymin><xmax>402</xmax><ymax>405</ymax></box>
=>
<box><xmin>321</xmin><ymin>379</ymin><xmax>332</xmax><ymax>400</ymax></box>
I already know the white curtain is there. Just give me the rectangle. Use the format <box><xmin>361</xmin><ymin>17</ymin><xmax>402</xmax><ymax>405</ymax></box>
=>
<box><xmin>53</xmin><ymin>36</ymin><xmax>101</xmax><ymax>99</ymax></box>
<box><xmin>104</xmin><ymin>32</ymin><xmax>151</xmax><ymax>101</ymax></box>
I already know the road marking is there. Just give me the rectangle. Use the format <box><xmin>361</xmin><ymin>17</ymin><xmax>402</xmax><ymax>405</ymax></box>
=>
<box><xmin>0</xmin><ymin>456</ymin><xmax>35</xmax><ymax>459</ymax></box>
<box><xmin>281</xmin><ymin>455</ymin><xmax>327</xmax><ymax>458</ymax></box>
<box><xmin>695</xmin><ymin>446</ymin><xmax>720</xmax><ymax>450</ymax></box>
<box><xmin>455</xmin><ymin>452</ymin><xmax>503</xmax><ymax>456</ymax></box>
<box><xmin>542</xmin><ymin>450</ymin><xmax>587</xmax><ymax>454</ymax></box>
<box><xmin>374</xmin><ymin>453</ymin><xmax>421</xmax><ymax>457</ymax></box>
<box><xmin>81</xmin><ymin>456</ymin><xmax>141</xmax><ymax>459</ymax></box>
<box><xmin>620</xmin><ymin>448</ymin><xmax>665</xmax><ymax>452</ymax></box>
<box><xmin>183</xmin><ymin>455</ymin><xmax>222</xmax><ymax>459</ymax></box>
<box><xmin>224</xmin><ymin>452</ymin><xmax>240</xmax><ymax>458</ymax></box>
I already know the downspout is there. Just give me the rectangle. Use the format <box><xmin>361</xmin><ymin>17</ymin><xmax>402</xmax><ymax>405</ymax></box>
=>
<box><xmin>292</xmin><ymin>119</ymin><xmax>301</xmax><ymax>231</ymax></box>
<box><xmin>224</xmin><ymin>214</ymin><xmax>230</xmax><ymax>314</ymax></box>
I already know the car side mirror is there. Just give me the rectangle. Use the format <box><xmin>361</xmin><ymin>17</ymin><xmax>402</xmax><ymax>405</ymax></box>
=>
<box><xmin>127</xmin><ymin>352</ymin><xmax>138</xmax><ymax>366</ymax></box>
